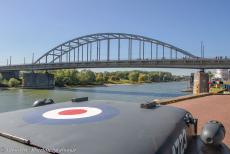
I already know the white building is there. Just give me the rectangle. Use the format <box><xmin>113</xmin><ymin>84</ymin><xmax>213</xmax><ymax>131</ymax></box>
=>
<box><xmin>214</xmin><ymin>69</ymin><xmax>230</xmax><ymax>81</ymax></box>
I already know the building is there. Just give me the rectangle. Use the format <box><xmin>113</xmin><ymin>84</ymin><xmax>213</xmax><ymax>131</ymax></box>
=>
<box><xmin>214</xmin><ymin>69</ymin><xmax>230</xmax><ymax>81</ymax></box>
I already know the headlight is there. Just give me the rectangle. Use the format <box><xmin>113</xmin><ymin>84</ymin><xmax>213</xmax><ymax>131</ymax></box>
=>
<box><xmin>200</xmin><ymin>120</ymin><xmax>225</xmax><ymax>146</ymax></box>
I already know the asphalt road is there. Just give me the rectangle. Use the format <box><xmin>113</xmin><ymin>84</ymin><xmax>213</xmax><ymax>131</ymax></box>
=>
<box><xmin>169</xmin><ymin>95</ymin><xmax>230</xmax><ymax>146</ymax></box>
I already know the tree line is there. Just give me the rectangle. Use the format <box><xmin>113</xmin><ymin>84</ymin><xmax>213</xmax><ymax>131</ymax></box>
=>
<box><xmin>0</xmin><ymin>70</ymin><xmax>187</xmax><ymax>88</ymax></box>
<box><xmin>52</xmin><ymin>69</ymin><xmax>186</xmax><ymax>87</ymax></box>
<box><xmin>0</xmin><ymin>74</ymin><xmax>21</xmax><ymax>87</ymax></box>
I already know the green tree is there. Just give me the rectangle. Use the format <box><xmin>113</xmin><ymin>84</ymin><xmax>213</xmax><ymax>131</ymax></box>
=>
<box><xmin>115</xmin><ymin>71</ymin><xmax>129</xmax><ymax>80</ymax></box>
<box><xmin>66</xmin><ymin>70</ymin><xmax>79</xmax><ymax>85</ymax></box>
<box><xmin>149</xmin><ymin>72</ymin><xmax>159</xmax><ymax>82</ymax></box>
<box><xmin>0</xmin><ymin>73</ymin><xmax>3</xmax><ymax>83</ymax></box>
<box><xmin>161</xmin><ymin>72</ymin><xmax>173</xmax><ymax>81</ymax></box>
<box><xmin>8</xmin><ymin>78</ymin><xmax>21</xmax><ymax>87</ymax></box>
<box><xmin>109</xmin><ymin>75</ymin><xmax>120</xmax><ymax>81</ymax></box>
<box><xmin>128</xmin><ymin>72</ymin><xmax>139</xmax><ymax>82</ymax></box>
<box><xmin>138</xmin><ymin>73</ymin><xmax>148</xmax><ymax>82</ymax></box>
<box><xmin>103</xmin><ymin>72</ymin><xmax>110</xmax><ymax>82</ymax></box>
<box><xmin>54</xmin><ymin>69</ymin><xmax>79</xmax><ymax>86</ymax></box>
<box><xmin>78</xmin><ymin>70</ymin><xmax>96</xmax><ymax>85</ymax></box>
<box><xmin>96</xmin><ymin>73</ymin><xmax>104</xmax><ymax>84</ymax></box>
<box><xmin>208</xmin><ymin>71</ymin><xmax>214</xmax><ymax>80</ymax></box>
<box><xmin>54</xmin><ymin>70</ymin><xmax>66</xmax><ymax>86</ymax></box>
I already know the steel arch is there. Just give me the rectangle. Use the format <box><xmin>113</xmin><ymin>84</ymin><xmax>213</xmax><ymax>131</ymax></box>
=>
<box><xmin>34</xmin><ymin>33</ymin><xmax>197</xmax><ymax>64</ymax></box>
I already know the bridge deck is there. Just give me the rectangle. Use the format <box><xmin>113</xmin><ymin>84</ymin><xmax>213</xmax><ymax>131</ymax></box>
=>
<box><xmin>1</xmin><ymin>59</ymin><xmax>230</xmax><ymax>71</ymax></box>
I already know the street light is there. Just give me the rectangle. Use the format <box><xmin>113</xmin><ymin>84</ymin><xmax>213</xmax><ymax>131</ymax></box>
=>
<box><xmin>9</xmin><ymin>56</ymin><xmax>11</xmax><ymax>65</ymax></box>
<box><xmin>32</xmin><ymin>52</ymin><xmax>34</xmax><ymax>64</ymax></box>
<box><xmin>201</xmin><ymin>42</ymin><xmax>205</xmax><ymax>58</ymax></box>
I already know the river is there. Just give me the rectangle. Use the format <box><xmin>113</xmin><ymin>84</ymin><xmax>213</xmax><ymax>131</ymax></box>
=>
<box><xmin>0</xmin><ymin>81</ymin><xmax>190</xmax><ymax>113</ymax></box>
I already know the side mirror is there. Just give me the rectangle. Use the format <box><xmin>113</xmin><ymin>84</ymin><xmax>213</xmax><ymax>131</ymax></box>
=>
<box><xmin>200</xmin><ymin>120</ymin><xmax>225</xmax><ymax>146</ymax></box>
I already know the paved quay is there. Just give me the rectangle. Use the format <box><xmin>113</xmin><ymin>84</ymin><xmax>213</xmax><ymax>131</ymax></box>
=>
<box><xmin>169</xmin><ymin>95</ymin><xmax>230</xmax><ymax>146</ymax></box>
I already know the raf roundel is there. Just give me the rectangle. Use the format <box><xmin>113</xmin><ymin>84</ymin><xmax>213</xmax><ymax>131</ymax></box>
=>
<box><xmin>42</xmin><ymin>107</ymin><xmax>102</xmax><ymax>119</ymax></box>
<box><xmin>24</xmin><ymin>104</ymin><xmax>119</xmax><ymax>125</ymax></box>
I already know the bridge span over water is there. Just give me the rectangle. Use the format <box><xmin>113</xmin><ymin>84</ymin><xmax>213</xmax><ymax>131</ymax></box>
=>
<box><xmin>1</xmin><ymin>59</ymin><xmax>230</xmax><ymax>71</ymax></box>
<box><xmin>0</xmin><ymin>33</ymin><xmax>230</xmax><ymax>71</ymax></box>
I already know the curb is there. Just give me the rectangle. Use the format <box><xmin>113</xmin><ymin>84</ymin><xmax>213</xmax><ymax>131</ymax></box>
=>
<box><xmin>154</xmin><ymin>93</ymin><xmax>213</xmax><ymax>105</ymax></box>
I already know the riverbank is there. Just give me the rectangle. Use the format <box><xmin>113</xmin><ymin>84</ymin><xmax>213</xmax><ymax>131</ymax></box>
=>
<box><xmin>57</xmin><ymin>80</ymin><xmax>188</xmax><ymax>88</ymax></box>
<box><xmin>0</xmin><ymin>87</ymin><xmax>18</xmax><ymax>90</ymax></box>
<box><xmin>0</xmin><ymin>80</ymin><xmax>188</xmax><ymax>90</ymax></box>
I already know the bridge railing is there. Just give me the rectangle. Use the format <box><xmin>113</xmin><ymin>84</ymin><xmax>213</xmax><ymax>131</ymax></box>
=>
<box><xmin>1</xmin><ymin>58</ymin><xmax>230</xmax><ymax>71</ymax></box>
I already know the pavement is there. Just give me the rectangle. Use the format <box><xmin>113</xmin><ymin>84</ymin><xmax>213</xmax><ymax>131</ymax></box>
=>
<box><xmin>169</xmin><ymin>95</ymin><xmax>230</xmax><ymax>146</ymax></box>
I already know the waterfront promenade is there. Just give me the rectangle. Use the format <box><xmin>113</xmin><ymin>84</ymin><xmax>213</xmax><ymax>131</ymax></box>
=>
<box><xmin>169</xmin><ymin>95</ymin><xmax>230</xmax><ymax>146</ymax></box>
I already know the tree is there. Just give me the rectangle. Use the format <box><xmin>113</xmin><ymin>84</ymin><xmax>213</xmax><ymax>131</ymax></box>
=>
<box><xmin>115</xmin><ymin>71</ymin><xmax>129</xmax><ymax>80</ymax></box>
<box><xmin>149</xmin><ymin>72</ymin><xmax>159</xmax><ymax>82</ymax></box>
<box><xmin>0</xmin><ymin>73</ymin><xmax>3</xmax><ymax>83</ymax></box>
<box><xmin>138</xmin><ymin>73</ymin><xmax>148</xmax><ymax>82</ymax></box>
<box><xmin>78</xmin><ymin>70</ymin><xmax>96</xmax><ymax>85</ymax></box>
<box><xmin>208</xmin><ymin>71</ymin><xmax>214</xmax><ymax>80</ymax></box>
<box><xmin>54</xmin><ymin>70</ymin><xmax>67</xmax><ymax>86</ymax></box>
<box><xmin>103</xmin><ymin>72</ymin><xmax>110</xmax><ymax>82</ymax></box>
<box><xmin>66</xmin><ymin>70</ymin><xmax>79</xmax><ymax>85</ymax></box>
<box><xmin>109</xmin><ymin>75</ymin><xmax>120</xmax><ymax>81</ymax></box>
<box><xmin>161</xmin><ymin>72</ymin><xmax>173</xmax><ymax>81</ymax></box>
<box><xmin>53</xmin><ymin>69</ymin><xmax>79</xmax><ymax>86</ymax></box>
<box><xmin>96</xmin><ymin>73</ymin><xmax>104</xmax><ymax>84</ymax></box>
<box><xmin>128</xmin><ymin>72</ymin><xmax>139</xmax><ymax>82</ymax></box>
<box><xmin>8</xmin><ymin>78</ymin><xmax>21</xmax><ymax>87</ymax></box>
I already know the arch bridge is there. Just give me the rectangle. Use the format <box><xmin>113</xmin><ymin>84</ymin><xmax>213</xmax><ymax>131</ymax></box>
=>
<box><xmin>1</xmin><ymin>33</ymin><xmax>230</xmax><ymax>71</ymax></box>
<box><xmin>35</xmin><ymin>33</ymin><xmax>197</xmax><ymax>64</ymax></box>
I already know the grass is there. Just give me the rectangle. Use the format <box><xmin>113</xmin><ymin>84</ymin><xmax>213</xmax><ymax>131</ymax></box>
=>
<box><xmin>209</xmin><ymin>87</ymin><xmax>225</xmax><ymax>93</ymax></box>
<box><xmin>107</xmin><ymin>79</ymin><xmax>138</xmax><ymax>84</ymax></box>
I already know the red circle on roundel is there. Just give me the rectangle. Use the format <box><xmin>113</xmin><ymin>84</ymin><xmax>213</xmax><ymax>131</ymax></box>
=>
<box><xmin>58</xmin><ymin>109</ymin><xmax>87</xmax><ymax>115</ymax></box>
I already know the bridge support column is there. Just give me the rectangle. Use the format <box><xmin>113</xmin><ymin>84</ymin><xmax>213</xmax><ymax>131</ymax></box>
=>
<box><xmin>0</xmin><ymin>71</ymin><xmax>20</xmax><ymax>80</ymax></box>
<box><xmin>190</xmin><ymin>73</ymin><xmax>194</xmax><ymax>89</ymax></box>
<box><xmin>22</xmin><ymin>72</ymin><xmax>54</xmax><ymax>89</ymax></box>
<box><xmin>193</xmin><ymin>71</ymin><xmax>209</xmax><ymax>95</ymax></box>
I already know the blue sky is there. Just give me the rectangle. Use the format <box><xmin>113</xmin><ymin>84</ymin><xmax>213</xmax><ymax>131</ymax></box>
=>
<box><xmin>0</xmin><ymin>0</ymin><xmax>229</xmax><ymax>75</ymax></box>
